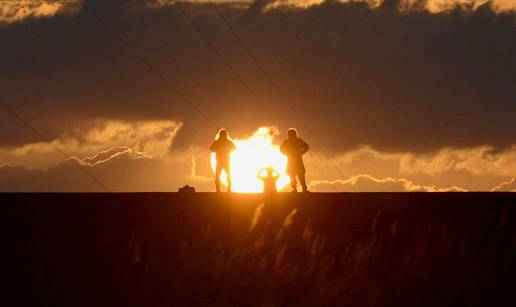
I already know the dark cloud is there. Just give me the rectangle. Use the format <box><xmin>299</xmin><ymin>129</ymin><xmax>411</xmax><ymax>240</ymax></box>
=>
<box><xmin>0</xmin><ymin>0</ymin><xmax>514</xmax><ymax>154</ymax></box>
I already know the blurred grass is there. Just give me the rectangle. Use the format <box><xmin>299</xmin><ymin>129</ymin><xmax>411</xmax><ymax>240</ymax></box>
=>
<box><xmin>2</xmin><ymin>192</ymin><xmax>516</xmax><ymax>306</ymax></box>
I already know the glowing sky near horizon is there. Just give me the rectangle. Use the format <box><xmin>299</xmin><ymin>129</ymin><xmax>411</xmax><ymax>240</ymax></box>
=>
<box><xmin>0</xmin><ymin>0</ymin><xmax>514</xmax><ymax>192</ymax></box>
<box><xmin>211</xmin><ymin>127</ymin><xmax>290</xmax><ymax>193</ymax></box>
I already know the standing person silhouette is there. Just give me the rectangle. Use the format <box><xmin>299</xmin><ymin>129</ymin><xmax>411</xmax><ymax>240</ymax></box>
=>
<box><xmin>210</xmin><ymin>129</ymin><xmax>236</xmax><ymax>192</ymax></box>
<box><xmin>280</xmin><ymin>128</ymin><xmax>309</xmax><ymax>192</ymax></box>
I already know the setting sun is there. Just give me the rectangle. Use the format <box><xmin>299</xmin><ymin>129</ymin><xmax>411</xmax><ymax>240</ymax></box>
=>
<box><xmin>211</xmin><ymin>127</ymin><xmax>290</xmax><ymax>193</ymax></box>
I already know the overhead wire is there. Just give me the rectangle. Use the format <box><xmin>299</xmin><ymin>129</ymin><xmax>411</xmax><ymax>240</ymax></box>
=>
<box><xmin>0</xmin><ymin>99</ymin><xmax>112</xmax><ymax>192</ymax></box>
<box><xmin>91</xmin><ymin>0</ymin><xmax>333</xmax><ymax>190</ymax></box>
<box><xmin>83</xmin><ymin>3</ymin><xmax>219</xmax><ymax>129</ymax></box>
<box><xmin>0</xmin><ymin>2</ymin><xmax>217</xmax><ymax>193</ymax></box>
<box><xmin>208</xmin><ymin>3</ymin><xmax>339</xmax><ymax>191</ymax></box>
<box><xmin>174</xmin><ymin>3</ymin><xmax>271</xmax><ymax>112</ymax></box>
<box><xmin>3</xmin><ymin>2</ymin><xmax>466</xmax><ymax>193</ymax></box>
<box><xmin>5</xmin><ymin>2</ymin><xmax>372</xmax><ymax>193</ymax></box>
<box><xmin>145</xmin><ymin>1</ymin><xmax>337</xmax><ymax>191</ymax></box>
<box><xmin>97</xmin><ymin>1</ymin><xmax>337</xmax><ymax>191</ymax></box>
<box><xmin>210</xmin><ymin>3</ymin><xmax>353</xmax><ymax>191</ymax></box>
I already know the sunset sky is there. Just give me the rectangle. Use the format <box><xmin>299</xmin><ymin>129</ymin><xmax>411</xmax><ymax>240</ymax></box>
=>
<box><xmin>0</xmin><ymin>0</ymin><xmax>515</xmax><ymax>192</ymax></box>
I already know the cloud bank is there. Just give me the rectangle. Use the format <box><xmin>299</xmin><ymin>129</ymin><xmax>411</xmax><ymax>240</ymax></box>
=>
<box><xmin>2</xmin><ymin>127</ymin><xmax>515</xmax><ymax>191</ymax></box>
<box><xmin>0</xmin><ymin>1</ymin><xmax>514</xmax><ymax>191</ymax></box>
<box><xmin>309</xmin><ymin>174</ymin><xmax>467</xmax><ymax>192</ymax></box>
<box><xmin>2</xmin><ymin>0</ymin><xmax>514</xmax><ymax>25</ymax></box>
<box><xmin>148</xmin><ymin>0</ymin><xmax>516</xmax><ymax>13</ymax></box>
<box><xmin>0</xmin><ymin>0</ymin><xmax>83</xmax><ymax>24</ymax></box>
<box><xmin>0</xmin><ymin>119</ymin><xmax>181</xmax><ymax>169</ymax></box>
<box><xmin>0</xmin><ymin>119</ymin><xmax>207</xmax><ymax>192</ymax></box>
<box><xmin>2</xmin><ymin>0</ymin><xmax>514</xmax><ymax>153</ymax></box>
<box><xmin>491</xmin><ymin>177</ymin><xmax>516</xmax><ymax>192</ymax></box>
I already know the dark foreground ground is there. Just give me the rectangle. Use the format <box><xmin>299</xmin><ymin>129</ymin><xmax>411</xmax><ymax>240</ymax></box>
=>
<box><xmin>2</xmin><ymin>193</ymin><xmax>516</xmax><ymax>307</ymax></box>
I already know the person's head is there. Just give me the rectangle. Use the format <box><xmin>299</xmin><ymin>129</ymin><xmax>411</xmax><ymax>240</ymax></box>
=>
<box><xmin>287</xmin><ymin>128</ymin><xmax>298</xmax><ymax>140</ymax></box>
<box><xmin>217</xmin><ymin>129</ymin><xmax>228</xmax><ymax>140</ymax></box>
<box><xmin>265</xmin><ymin>167</ymin><xmax>274</xmax><ymax>175</ymax></box>
<box><xmin>259</xmin><ymin>167</ymin><xmax>275</xmax><ymax>177</ymax></box>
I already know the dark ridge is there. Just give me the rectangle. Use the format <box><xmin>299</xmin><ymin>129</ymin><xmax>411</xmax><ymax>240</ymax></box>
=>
<box><xmin>2</xmin><ymin>192</ymin><xmax>516</xmax><ymax>306</ymax></box>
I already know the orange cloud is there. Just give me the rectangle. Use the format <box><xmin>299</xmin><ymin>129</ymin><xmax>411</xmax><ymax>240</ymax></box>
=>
<box><xmin>0</xmin><ymin>147</ymin><xmax>187</xmax><ymax>192</ymax></box>
<box><xmin>1</xmin><ymin>0</ymin><xmax>512</xmax><ymax>25</ymax></box>
<box><xmin>422</xmin><ymin>0</ymin><xmax>516</xmax><ymax>13</ymax></box>
<box><xmin>0</xmin><ymin>0</ymin><xmax>82</xmax><ymax>24</ymax></box>
<box><xmin>0</xmin><ymin>120</ymin><xmax>182</xmax><ymax>169</ymax></box>
<box><xmin>309</xmin><ymin>145</ymin><xmax>516</xmax><ymax>179</ymax></box>
<box><xmin>144</xmin><ymin>0</ymin><xmax>515</xmax><ymax>13</ymax></box>
<box><xmin>310</xmin><ymin>174</ymin><xmax>467</xmax><ymax>192</ymax></box>
<box><xmin>491</xmin><ymin>177</ymin><xmax>516</xmax><ymax>192</ymax></box>
<box><xmin>78</xmin><ymin>147</ymin><xmax>151</xmax><ymax>167</ymax></box>
<box><xmin>1</xmin><ymin>121</ymin><xmax>514</xmax><ymax>192</ymax></box>
<box><xmin>399</xmin><ymin>146</ymin><xmax>516</xmax><ymax>177</ymax></box>
<box><xmin>187</xmin><ymin>154</ymin><xmax>213</xmax><ymax>184</ymax></box>
<box><xmin>305</xmin><ymin>146</ymin><xmax>516</xmax><ymax>191</ymax></box>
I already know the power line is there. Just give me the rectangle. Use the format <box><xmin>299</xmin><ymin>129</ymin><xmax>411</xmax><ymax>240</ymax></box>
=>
<box><xmin>139</xmin><ymin>3</ymin><xmax>332</xmax><ymax>189</ymax></box>
<box><xmin>2</xmin><ymin>3</ymin><xmax>338</xmax><ymax>193</ymax></box>
<box><xmin>210</xmin><ymin>4</ymin><xmax>349</xmax><ymax>192</ymax></box>
<box><xmin>176</xmin><ymin>3</ymin><xmax>270</xmax><ymax>112</ymax></box>
<box><xmin>0</xmin><ymin>99</ymin><xmax>112</xmax><ymax>192</ymax></box>
<box><xmin>210</xmin><ymin>3</ymin><xmax>291</xmax><ymax>110</ymax></box>
<box><xmin>208</xmin><ymin>3</ymin><xmax>339</xmax><ymax>191</ymax></box>
<box><xmin>83</xmin><ymin>2</ymin><xmax>343</xmax><ymax>192</ymax></box>
<box><xmin>83</xmin><ymin>3</ymin><xmax>219</xmax><ymax>129</ymax></box>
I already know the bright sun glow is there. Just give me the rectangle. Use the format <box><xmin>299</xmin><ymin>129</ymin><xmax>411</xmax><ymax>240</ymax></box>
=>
<box><xmin>211</xmin><ymin>127</ymin><xmax>290</xmax><ymax>193</ymax></box>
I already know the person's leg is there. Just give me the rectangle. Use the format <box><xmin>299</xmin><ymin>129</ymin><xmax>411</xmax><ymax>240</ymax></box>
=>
<box><xmin>289</xmin><ymin>174</ymin><xmax>297</xmax><ymax>192</ymax></box>
<box><xmin>225</xmin><ymin>167</ymin><xmax>232</xmax><ymax>192</ymax></box>
<box><xmin>299</xmin><ymin>173</ymin><xmax>308</xmax><ymax>192</ymax></box>
<box><xmin>215</xmin><ymin>167</ymin><xmax>221</xmax><ymax>192</ymax></box>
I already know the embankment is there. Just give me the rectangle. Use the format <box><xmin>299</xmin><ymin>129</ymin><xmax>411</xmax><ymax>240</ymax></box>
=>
<box><xmin>2</xmin><ymin>193</ymin><xmax>515</xmax><ymax>306</ymax></box>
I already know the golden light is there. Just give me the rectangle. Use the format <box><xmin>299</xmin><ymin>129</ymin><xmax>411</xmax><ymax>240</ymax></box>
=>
<box><xmin>211</xmin><ymin>127</ymin><xmax>290</xmax><ymax>193</ymax></box>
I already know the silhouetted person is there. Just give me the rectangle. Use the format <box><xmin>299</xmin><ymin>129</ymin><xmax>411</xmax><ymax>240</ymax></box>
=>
<box><xmin>258</xmin><ymin>167</ymin><xmax>279</xmax><ymax>195</ymax></box>
<box><xmin>210</xmin><ymin>129</ymin><xmax>236</xmax><ymax>192</ymax></box>
<box><xmin>280</xmin><ymin>128</ymin><xmax>309</xmax><ymax>192</ymax></box>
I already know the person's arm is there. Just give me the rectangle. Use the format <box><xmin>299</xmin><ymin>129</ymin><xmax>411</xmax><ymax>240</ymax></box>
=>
<box><xmin>280</xmin><ymin>141</ymin><xmax>287</xmax><ymax>155</ymax></box>
<box><xmin>257</xmin><ymin>169</ymin><xmax>266</xmax><ymax>180</ymax></box>
<box><xmin>230</xmin><ymin>141</ymin><xmax>236</xmax><ymax>152</ymax></box>
<box><xmin>300</xmin><ymin>139</ymin><xmax>309</xmax><ymax>154</ymax></box>
<box><xmin>210</xmin><ymin>141</ymin><xmax>217</xmax><ymax>152</ymax></box>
